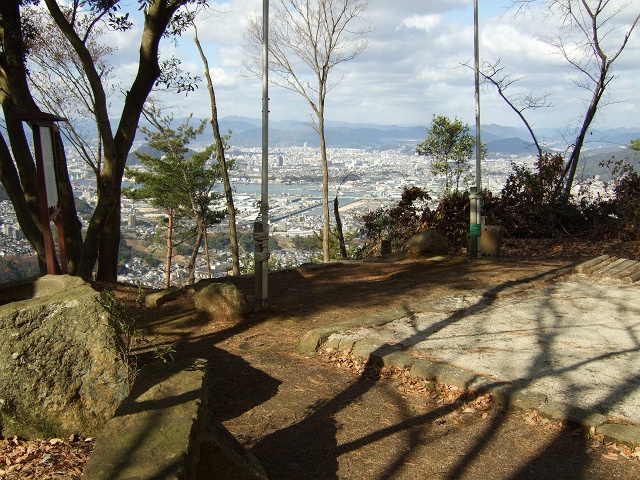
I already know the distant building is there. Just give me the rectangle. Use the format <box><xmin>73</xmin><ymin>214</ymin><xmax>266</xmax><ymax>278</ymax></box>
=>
<box><xmin>1</xmin><ymin>224</ymin><xmax>23</xmax><ymax>240</ymax></box>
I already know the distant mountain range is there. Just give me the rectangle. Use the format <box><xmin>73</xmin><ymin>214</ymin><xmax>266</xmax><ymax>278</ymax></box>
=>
<box><xmin>210</xmin><ymin>116</ymin><xmax>640</xmax><ymax>157</ymax></box>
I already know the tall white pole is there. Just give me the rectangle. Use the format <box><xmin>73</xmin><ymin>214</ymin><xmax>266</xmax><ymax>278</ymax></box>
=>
<box><xmin>473</xmin><ymin>0</ymin><xmax>482</xmax><ymax>258</ymax></box>
<box><xmin>256</xmin><ymin>0</ymin><xmax>269</xmax><ymax>306</ymax></box>
<box><xmin>474</xmin><ymin>0</ymin><xmax>482</xmax><ymax>193</ymax></box>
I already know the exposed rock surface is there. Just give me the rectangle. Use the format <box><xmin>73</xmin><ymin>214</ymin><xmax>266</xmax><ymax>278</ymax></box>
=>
<box><xmin>0</xmin><ymin>275</ymin><xmax>129</xmax><ymax>439</ymax></box>
<box><xmin>144</xmin><ymin>285</ymin><xmax>184</xmax><ymax>308</ymax></box>
<box><xmin>83</xmin><ymin>358</ymin><xmax>268</xmax><ymax>480</ymax></box>
<box><xmin>191</xmin><ymin>281</ymin><xmax>252</xmax><ymax>321</ymax></box>
<box><xmin>405</xmin><ymin>229</ymin><xmax>449</xmax><ymax>256</ymax></box>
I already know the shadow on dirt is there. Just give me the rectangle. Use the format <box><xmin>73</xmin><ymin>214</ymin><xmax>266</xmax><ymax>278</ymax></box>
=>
<box><xmin>137</xmin><ymin>258</ymin><xmax>640</xmax><ymax>479</ymax></box>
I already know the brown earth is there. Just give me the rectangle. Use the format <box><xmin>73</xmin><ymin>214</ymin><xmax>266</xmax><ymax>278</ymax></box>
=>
<box><xmin>2</xmin><ymin>237</ymin><xmax>640</xmax><ymax>479</ymax></box>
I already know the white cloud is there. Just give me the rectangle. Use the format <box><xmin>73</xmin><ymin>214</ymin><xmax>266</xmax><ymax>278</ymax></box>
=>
<box><xmin>401</xmin><ymin>14</ymin><xmax>442</xmax><ymax>31</ymax></box>
<box><xmin>87</xmin><ymin>0</ymin><xmax>640</xmax><ymax>129</ymax></box>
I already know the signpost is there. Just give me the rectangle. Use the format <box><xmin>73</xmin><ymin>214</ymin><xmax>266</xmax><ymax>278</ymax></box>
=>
<box><xmin>21</xmin><ymin>112</ymin><xmax>68</xmax><ymax>274</ymax></box>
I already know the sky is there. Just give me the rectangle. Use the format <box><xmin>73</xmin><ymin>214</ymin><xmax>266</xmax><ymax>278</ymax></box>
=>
<box><xmin>105</xmin><ymin>0</ymin><xmax>640</xmax><ymax>131</ymax></box>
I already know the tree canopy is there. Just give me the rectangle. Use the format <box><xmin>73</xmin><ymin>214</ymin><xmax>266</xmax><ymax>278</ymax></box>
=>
<box><xmin>125</xmin><ymin>113</ymin><xmax>225</xmax><ymax>286</ymax></box>
<box><xmin>0</xmin><ymin>0</ymin><xmax>205</xmax><ymax>281</ymax></box>
<box><xmin>416</xmin><ymin>115</ymin><xmax>484</xmax><ymax>192</ymax></box>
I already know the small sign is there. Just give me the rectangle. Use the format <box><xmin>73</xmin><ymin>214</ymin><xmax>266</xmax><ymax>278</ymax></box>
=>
<box><xmin>39</xmin><ymin>125</ymin><xmax>59</xmax><ymax>209</ymax></box>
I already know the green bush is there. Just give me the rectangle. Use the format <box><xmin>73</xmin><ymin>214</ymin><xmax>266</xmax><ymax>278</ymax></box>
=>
<box><xmin>358</xmin><ymin>186</ymin><xmax>430</xmax><ymax>257</ymax></box>
<box><xmin>357</xmin><ymin>154</ymin><xmax>640</xmax><ymax>259</ymax></box>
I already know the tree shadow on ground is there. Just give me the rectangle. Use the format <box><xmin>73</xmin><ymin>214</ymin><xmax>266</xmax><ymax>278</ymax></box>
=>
<box><xmin>244</xmin><ymin>268</ymin><xmax>640</xmax><ymax>479</ymax></box>
<box><xmin>134</xmin><ymin>258</ymin><xmax>640</xmax><ymax>479</ymax></box>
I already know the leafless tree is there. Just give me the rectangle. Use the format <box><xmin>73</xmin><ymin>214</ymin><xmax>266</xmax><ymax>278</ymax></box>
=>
<box><xmin>193</xmin><ymin>21</ymin><xmax>240</xmax><ymax>276</ymax></box>
<box><xmin>509</xmin><ymin>0</ymin><xmax>640</xmax><ymax>196</ymax></box>
<box><xmin>25</xmin><ymin>7</ymin><xmax>117</xmax><ymax>179</ymax></box>
<box><xmin>244</xmin><ymin>0</ymin><xmax>371</xmax><ymax>263</ymax></box>
<box><xmin>471</xmin><ymin>59</ymin><xmax>553</xmax><ymax>160</ymax></box>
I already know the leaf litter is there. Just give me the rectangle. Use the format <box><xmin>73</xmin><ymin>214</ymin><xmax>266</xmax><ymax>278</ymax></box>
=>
<box><xmin>320</xmin><ymin>345</ymin><xmax>640</xmax><ymax>463</ymax></box>
<box><xmin>0</xmin><ymin>435</ymin><xmax>93</xmax><ymax>479</ymax></box>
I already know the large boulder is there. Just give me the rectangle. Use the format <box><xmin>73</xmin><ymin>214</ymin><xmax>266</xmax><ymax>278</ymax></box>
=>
<box><xmin>405</xmin><ymin>229</ymin><xmax>449</xmax><ymax>256</ymax></box>
<box><xmin>0</xmin><ymin>275</ymin><xmax>129</xmax><ymax>439</ymax></box>
<box><xmin>192</xmin><ymin>282</ymin><xmax>252</xmax><ymax>322</ymax></box>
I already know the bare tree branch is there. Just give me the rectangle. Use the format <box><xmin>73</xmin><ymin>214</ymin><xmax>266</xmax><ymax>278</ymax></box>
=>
<box><xmin>507</xmin><ymin>0</ymin><xmax>640</xmax><ymax>195</ymax></box>
<box><xmin>242</xmin><ymin>0</ymin><xmax>372</xmax><ymax>262</ymax></box>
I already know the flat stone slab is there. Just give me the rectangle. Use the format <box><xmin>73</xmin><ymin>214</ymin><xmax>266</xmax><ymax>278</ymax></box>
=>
<box><xmin>300</xmin><ymin>272</ymin><xmax>640</xmax><ymax>447</ymax></box>
<box><xmin>339</xmin><ymin>278</ymin><xmax>640</xmax><ymax>424</ymax></box>
<box><xmin>83</xmin><ymin>358</ymin><xmax>209</xmax><ymax>480</ymax></box>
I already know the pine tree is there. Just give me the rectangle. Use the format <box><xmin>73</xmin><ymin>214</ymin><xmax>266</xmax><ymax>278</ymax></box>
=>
<box><xmin>124</xmin><ymin>113</ymin><xmax>225</xmax><ymax>286</ymax></box>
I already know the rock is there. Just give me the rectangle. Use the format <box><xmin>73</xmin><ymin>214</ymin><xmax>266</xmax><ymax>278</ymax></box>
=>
<box><xmin>198</xmin><ymin>417</ymin><xmax>269</xmax><ymax>480</ymax></box>
<box><xmin>144</xmin><ymin>285</ymin><xmax>184</xmax><ymax>308</ymax></box>
<box><xmin>405</xmin><ymin>229</ymin><xmax>449</xmax><ymax>256</ymax></box>
<box><xmin>0</xmin><ymin>275</ymin><xmax>129</xmax><ymax>439</ymax></box>
<box><xmin>192</xmin><ymin>282</ymin><xmax>252</xmax><ymax>322</ymax></box>
<box><xmin>83</xmin><ymin>358</ymin><xmax>269</xmax><ymax>480</ymax></box>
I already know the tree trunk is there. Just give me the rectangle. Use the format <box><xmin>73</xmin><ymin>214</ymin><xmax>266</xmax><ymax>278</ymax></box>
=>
<box><xmin>188</xmin><ymin>225</ymin><xmax>204</xmax><ymax>285</ymax></box>
<box><xmin>204</xmin><ymin>226</ymin><xmax>212</xmax><ymax>278</ymax></box>
<box><xmin>194</xmin><ymin>31</ymin><xmax>240</xmax><ymax>276</ymax></box>
<box><xmin>334</xmin><ymin>196</ymin><xmax>347</xmax><ymax>259</ymax></box>
<box><xmin>562</xmin><ymin>67</ymin><xmax>608</xmax><ymax>197</ymax></box>
<box><xmin>0</xmin><ymin>1</ymin><xmax>50</xmax><ymax>271</ymax></box>
<box><xmin>96</xmin><ymin>198</ymin><xmax>121</xmax><ymax>281</ymax></box>
<box><xmin>318</xmin><ymin>113</ymin><xmax>330</xmax><ymax>263</ymax></box>
<box><xmin>165</xmin><ymin>207</ymin><xmax>174</xmax><ymax>288</ymax></box>
<box><xmin>0</xmin><ymin>125</ymin><xmax>49</xmax><ymax>271</ymax></box>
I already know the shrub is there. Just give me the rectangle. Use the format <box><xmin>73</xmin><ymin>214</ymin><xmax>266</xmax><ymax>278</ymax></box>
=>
<box><xmin>490</xmin><ymin>154</ymin><xmax>592</xmax><ymax>238</ymax></box>
<box><xmin>358</xmin><ymin>186</ymin><xmax>431</xmax><ymax>257</ymax></box>
<box><xmin>420</xmin><ymin>190</ymin><xmax>470</xmax><ymax>251</ymax></box>
<box><xmin>357</xmin><ymin>154</ymin><xmax>640</xmax><ymax>260</ymax></box>
<box><xmin>596</xmin><ymin>159</ymin><xmax>640</xmax><ymax>239</ymax></box>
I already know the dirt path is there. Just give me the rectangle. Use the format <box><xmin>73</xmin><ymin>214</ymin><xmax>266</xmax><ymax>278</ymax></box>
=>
<box><xmin>4</xmin><ymin>243</ymin><xmax>640</xmax><ymax>479</ymax></box>
<box><xmin>134</xmin><ymin>254</ymin><xmax>640</xmax><ymax>479</ymax></box>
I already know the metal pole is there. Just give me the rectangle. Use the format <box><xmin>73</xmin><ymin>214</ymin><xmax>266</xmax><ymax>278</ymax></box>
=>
<box><xmin>255</xmin><ymin>0</ymin><xmax>270</xmax><ymax>307</ymax></box>
<box><xmin>473</xmin><ymin>0</ymin><xmax>483</xmax><ymax>258</ymax></box>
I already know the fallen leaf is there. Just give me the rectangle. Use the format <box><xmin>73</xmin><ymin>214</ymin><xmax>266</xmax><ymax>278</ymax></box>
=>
<box><xmin>602</xmin><ymin>453</ymin><xmax>620</xmax><ymax>461</ymax></box>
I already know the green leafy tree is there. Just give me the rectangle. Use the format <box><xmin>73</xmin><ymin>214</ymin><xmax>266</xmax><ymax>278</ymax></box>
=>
<box><xmin>124</xmin><ymin>113</ymin><xmax>225</xmax><ymax>287</ymax></box>
<box><xmin>630</xmin><ymin>139</ymin><xmax>640</xmax><ymax>151</ymax></box>
<box><xmin>0</xmin><ymin>0</ymin><xmax>205</xmax><ymax>281</ymax></box>
<box><xmin>416</xmin><ymin>115</ymin><xmax>484</xmax><ymax>191</ymax></box>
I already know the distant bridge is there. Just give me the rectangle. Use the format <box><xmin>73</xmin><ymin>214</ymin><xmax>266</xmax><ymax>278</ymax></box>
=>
<box><xmin>270</xmin><ymin>201</ymin><xmax>323</xmax><ymax>223</ymax></box>
<box><xmin>270</xmin><ymin>198</ymin><xmax>369</xmax><ymax>223</ymax></box>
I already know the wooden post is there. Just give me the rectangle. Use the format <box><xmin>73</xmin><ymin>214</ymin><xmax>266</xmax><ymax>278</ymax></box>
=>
<box><xmin>21</xmin><ymin>112</ymin><xmax>68</xmax><ymax>274</ymax></box>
